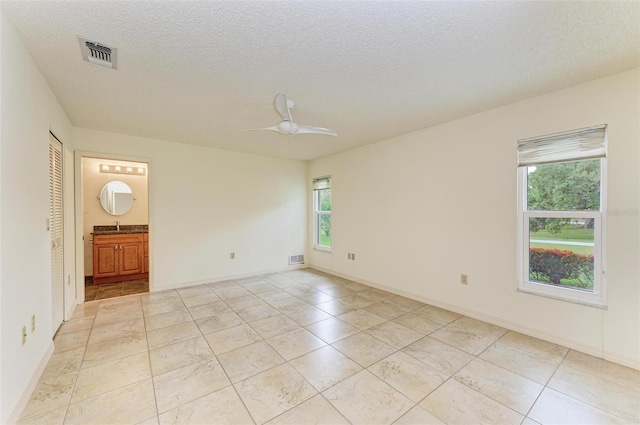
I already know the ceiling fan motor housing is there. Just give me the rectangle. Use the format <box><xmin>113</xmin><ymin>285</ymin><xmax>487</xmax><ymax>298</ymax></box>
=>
<box><xmin>278</xmin><ymin>121</ymin><xmax>299</xmax><ymax>134</ymax></box>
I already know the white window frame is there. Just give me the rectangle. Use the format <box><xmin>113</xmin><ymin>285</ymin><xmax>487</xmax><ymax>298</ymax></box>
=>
<box><xmin>313</xmin><ymin>177</ymin><xmax>331</xmax><ymax>252</ymax></box>
<box><xmin>517</xmin><ymin>129</ymin><xmax>607</xmax><ymax>308</ymax></box>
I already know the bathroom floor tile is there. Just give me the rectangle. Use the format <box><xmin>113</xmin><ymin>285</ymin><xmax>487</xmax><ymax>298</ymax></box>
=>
<box><xmin>296</xmin><ymin>290</ymin><xmax>336</xmax><ymax>305</ymax></box>
<box><xmin>158</xmin><ymin>385</ymin><xmax>253</xmax><ymax>425</ymax></box>
<box><xmin>176</xmin><ymin>284</ymin><xmax>212</xmax><ymax>298</ymax></box>
<box><xmin>53</xmin><ymin>329</ymin><xmax>91</xmax><ymax>352</ymax></box>
<box><xmin>204</xmin><ymin>323</ymin><xmax>262</xmax><ymax>354</ymax></box>
<box><xmin>480</xmin><ymin>341</ymin><xmax>560</xmax><ymax>385</ymax></box>
<box><xmin>194</xmin><ymin>310</ymin><xmax>245</xmax><ymax>334</ymax></box>
<box><xmin>88</xmin><ymin>318</ymin><xmax>145</xmax><ymax>345</ymax></box>
<box><xmin>419</xmin><ymin>379</ymin><xmax>523</xmax><ymax>425</ymax></box>
<box><xmin>16</xmin><ymin>406</ymin><xmax>67</xmax><ymax>425</ymax></box>
<box><xmin>250</xmin><ymin>314</ymin><xmax>301</xmax><ymax>339</ymax></box>
<box><xmin>266</xmin><ymin>328</ymin><xmax>326</xmax><ymax>360</ymax></box>
<box><xmin>316</xmin><ymin>299</ymin><xmax>356</xmax><ymax>316</ymax></box>
<box><xmin>402</xmin><ymin>336</ymin><xmax>474</xmax><ymax>376</ymax></box>
<box><xmin>322</xmin><ymin>370</ymin><xmax>413</xmax><ymax>425</ymax></box>
<box><xmin>187</xmin><ymin>301</ymin><xmax>232</xmax><ymax>320</ymax></box>
<box><xmin>364</xmin><ymin>299</ymin><xmax>414</xmax><ymax>320</ymax></box>
<box><xmin>72</xmin><ymin>352</ymin><xmax>151</xmax><ymax>402</ymax></box>
<box><xmin>366</xmin><ymin>321</ymin><xmax>423</xmax><ymax>349</ymax></box>
<box><xmin>454</xmin><ymin>358</ymin><xmax>543</xmax><ymax>414</ymax></box>
<box><xmin>142</xmin><ymin>298</ymin><xmax>185</xmax><ymax>317</ymax></box>
<box><xmin>224</xmin><ymin>294</ymin><xmax>264</xmax><ymax>310</ymax></box>
<box><xmin>429</xmin><ymin>316</ymin><xmax>507</xmax><ymax>355</ymax></box>
<box><xmin>337</xmin><ymin>309</ymin><xmax>386</xmax><ymax>330</ymax></box>
<box><xmin>65</xmin><ymin>379</ymin><xmax>156</xmax><ymax>425</ymax></box>
<box><xmin>235</xmin><ymin>363</ymin><xmax>317</xmax><ymax>424</ymax></box>
<box><xmin>412</xmin><ymin>304</ymin><xmax>462</xmax><ymax>326</ymax></box>
<box><xmin>306</xmin><ymin>317</ymin><xmax>359</xmax><ymax>344</ymax></box>
<box><xmin>560</xmin><ymin>349</ymin><xmax>640</xmax><ymax>391</ymax></box>
<box><xmin>144</xmin><ymin>309</ymin><xmax>193</xmax><ymax>332</ymax></box>
<box><xmin>41</xmin><ymin>347</ymin><xmax>84</xmax><ymax>380</ymax></box>
<box><xmin>284</xmin><ymin>305</ymin><xmax>332</xmax><ymax>326</ymax></box>
<box><xmin>528</xmin><ymin>387</ymin><xmax>631</xmax><ymax>425</ymax></box>
<box><xmin>146</xmin><ymin>321</ymin><xmax>201</xmax><ymax>350</ymax></box>
<box><xmin>19</xmin><ymin>372</ymin><xmax>76</xmax><ymax>420</ymax></box>
<box><xmin>266</xmin><ymin>394</ymin><xmax>350</xmax><ymax>425</ymax></box>
<box><xmin>548</xmin><ymin>363</ymin><xmax>640</xmax><ymax>421</ymax></box>
<box><xmin>82</xmin><ymin>332</ymin><xmax>148</xmax><ymax>369</ymax></box>
<box><xmin>150</xmin><ymin>336</ymin><xmax>214</xmax><ymax>376</ymax></box>
<box><xmin>216</xmin><ymin>341</ymin><xmax>285</xmax><ymax>383</ymax></box>
<box><xmin>179</xmin><ymin>292</ymin><xmax>220</xmax><ymax>308</ymax></box>
<box><xmin>392</xmin><ymin>312</ymin><xmax>445</xmax><ymax>335</ymax></box>
<box><xmin>153</xmin><ymin>357</ymin><xmax>230</xmax><ymax>414</ymax></box>
<box><xmin>290</xmin><ymin>345</ymin><xmax>362</xmax><ymax>391</ymax></box>
<box><xmin>56</xmin><ymin>316</ymin><xmax>94</xmax><ymax>335</ymax></box>
<box><xmin>333</xmin><ymin>332</ymin><xmax>397</xmax><ymax>368</ymax></box>
<box><xmin>369</xmin><ymin>351</ymin><xmax>447</xmax><ymax>402</ymax></box>
<box><xmin>236</xmin><ymin>303</ymin><xmax>281</xmax><ymax>322</ymax></box>
<box><xmin>393</xmin><ymin>405</ymin><xmax>445</xmax><ymax>425</ymax></box>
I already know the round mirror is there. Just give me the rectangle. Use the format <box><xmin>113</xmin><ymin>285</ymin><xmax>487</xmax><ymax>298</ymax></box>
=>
<box><xmin>100</xmin><ymin>181</ymin><xmax>134</xmax><ymax>216</ymax></box>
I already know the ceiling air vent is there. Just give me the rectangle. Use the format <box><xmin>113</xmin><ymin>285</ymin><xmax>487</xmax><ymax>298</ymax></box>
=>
<box><xmin>79</xmin><ymin>37</ymin><xmax>117</xmax><ymax>69</ymax></box>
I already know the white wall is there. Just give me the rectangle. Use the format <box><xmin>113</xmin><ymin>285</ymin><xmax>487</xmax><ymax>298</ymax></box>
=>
<box><xmin>74</xmin><ymin>128</ymin><xmax>308</xmax><ymax>291</ymax></box>
<box><xmin>309</xmin><ymin>69</ymin><xmax>640</xmax><ymax>369</ymax></box>
<box><xmin>81</xmin><ymin>157</ymin><xmax>148</xmax><ymax>276</ymax></box>
<box><xmin>1</xmin><ymin>12</ymin><xmax>75</xmax><ymax>423</ymax></box>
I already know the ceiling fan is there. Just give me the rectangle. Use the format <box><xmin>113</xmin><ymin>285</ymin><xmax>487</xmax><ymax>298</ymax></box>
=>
<box><xmin>252</xmin><ymin>93</ymin><xmax>337</xmax><ymax>136</ymax></box>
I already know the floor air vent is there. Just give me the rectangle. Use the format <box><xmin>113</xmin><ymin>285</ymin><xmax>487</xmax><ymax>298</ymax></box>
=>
<box><xmin>79</xmin><ymin>37</ymin><xmax>118</xmax><ymax>69</ymax></box>
<box><xmin>289</xmin><ymin>255</ymin><xmax>304</xmax><ymax>265</ymax></box>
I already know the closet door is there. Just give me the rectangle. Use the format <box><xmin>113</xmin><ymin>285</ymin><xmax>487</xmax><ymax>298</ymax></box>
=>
<box><xmin>49</xmin><ymin>133</ymin><xmax>64</xmax><ymax>335</ymax></box>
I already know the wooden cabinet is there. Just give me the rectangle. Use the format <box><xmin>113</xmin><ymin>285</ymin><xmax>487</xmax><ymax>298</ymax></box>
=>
<box><xmin>93</xmin><ymin>233</ymin><xmax>148</xmax><ymax>284</ymax></box>
<box><xmin>143</xmin><ymin>233</ymin><xmax>149</xmax><ymax>274</ymax></box>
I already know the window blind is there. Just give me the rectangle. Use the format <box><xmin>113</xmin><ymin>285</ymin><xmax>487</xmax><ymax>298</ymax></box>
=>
<box><xmin>517</xmin><ymin>125</ymin><xmax>606</xmax><ymax>167</ymax></box>
<box><xmin>313</xmin><ymin>176</ymin><xmax>331</xmax><ymax>190</ymax></box>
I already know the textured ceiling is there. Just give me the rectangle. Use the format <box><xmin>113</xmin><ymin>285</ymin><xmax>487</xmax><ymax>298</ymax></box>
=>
<box><xmin>2</xmin><ymin>1</ymin><xmax>639</xmax><ymax>161</ymax></box>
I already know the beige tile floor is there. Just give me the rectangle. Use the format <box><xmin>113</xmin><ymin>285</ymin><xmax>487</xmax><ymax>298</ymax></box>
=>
<box><xmin>18</xmin><ymin>269</ymin><xmax>640</xmax><ymax>424</ymax></box>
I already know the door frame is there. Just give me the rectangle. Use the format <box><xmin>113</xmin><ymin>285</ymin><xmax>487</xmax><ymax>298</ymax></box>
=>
<box><xmin>74</xmin><ymin>150</ymin><xmax>152</xmax><ymax>304</ymax></box>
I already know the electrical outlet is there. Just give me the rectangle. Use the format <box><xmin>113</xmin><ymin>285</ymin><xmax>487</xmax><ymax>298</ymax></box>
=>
<box><xmin>31</xmin><ymin>315</ymin><xmax>36</xmax><ymax>333</ymax></box>
<box><xmin>230</xmin><ymin>252</ymin><xmax>235</xmax><ymax>259</ymax></box>
<box><xmin>22</xmin><ymin>326</ymin><xmax>27</xmax><ymax>345</ymax></box>
<box><xmin>461</xmin><ymin>274</ymin><xmax>468</xmax><ymax>285</ymax></box>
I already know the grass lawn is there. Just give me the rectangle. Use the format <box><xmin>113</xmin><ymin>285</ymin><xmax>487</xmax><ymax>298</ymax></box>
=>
<box><xmin>530</xmin><ymin>225</ymin><xmax>594</xmax><ymax>242</ymax></box>
<box><xmin>320</xmin><ymin>234</ymin><xmax>331</xmax><ymax>247</ymax></box>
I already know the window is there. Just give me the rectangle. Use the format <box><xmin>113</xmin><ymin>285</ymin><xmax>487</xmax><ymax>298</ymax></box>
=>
<box><xmin>517</xmin><ymin>125</ymin><xmax>606</xmax><ymax>307</ymax></box>
<box><xmin>313</xmin><ymin>176</ymin><xmax>331</xmax><ymax>251</ymax></box>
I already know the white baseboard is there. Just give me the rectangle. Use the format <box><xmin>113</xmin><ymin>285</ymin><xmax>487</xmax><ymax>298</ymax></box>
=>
<box><xmin>7</xmin><ymin>341</ymin><xmax>55</xmax><ymax>425</ymax></box>
<box><xmin>309</xmin><ymin>265</ymin><xmax>639</xmax><ymax>371</ymax></box>
<box><xmin>151</xmin><ymin>264</ymin><xmax>307</xmax><ymax>292</ymax></box>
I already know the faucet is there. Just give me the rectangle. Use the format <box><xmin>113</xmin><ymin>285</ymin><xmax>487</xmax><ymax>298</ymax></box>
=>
<box><xmin>115</xmin><ymin>220</ymin><xmax>120</xmax><ymax>231</ymax></box>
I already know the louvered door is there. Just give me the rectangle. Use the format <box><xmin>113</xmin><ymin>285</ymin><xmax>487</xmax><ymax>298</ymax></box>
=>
<box><xmin>49</xmin><ymin>134</ymin><xmax>64</xmax><ymax>335</ymax></box>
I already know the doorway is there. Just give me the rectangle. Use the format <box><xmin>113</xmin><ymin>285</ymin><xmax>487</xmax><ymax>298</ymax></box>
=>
<box><xmin>79</xmin><ymin>156</ymin><xmax>150</xmax><ymax>302</ymax></box>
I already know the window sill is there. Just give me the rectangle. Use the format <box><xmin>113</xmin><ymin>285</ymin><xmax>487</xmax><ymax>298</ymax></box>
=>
<box><xmin>313</xmin><ymin>246</ymin><xmax>332</xmax><ymax>253</ymax></box>
<box><xmin>517</xmin><ymin>287</ymin><xmax>607</xmax><ymax>310</ymax></box>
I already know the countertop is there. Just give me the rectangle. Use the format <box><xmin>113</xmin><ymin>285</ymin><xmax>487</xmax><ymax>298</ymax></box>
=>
<box><xmin>93</xmin><ymin>225</ymin><xmax>148</xmax><ymax>235</ymax></box>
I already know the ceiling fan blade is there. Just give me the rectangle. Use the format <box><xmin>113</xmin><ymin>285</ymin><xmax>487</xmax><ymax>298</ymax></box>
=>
<box><xmin>274</xmin><ymin>93</ymin><xmax>291</xmax><ymax>121</ymax></box>
<box><xmin>247</xmin><ymin>125</ymin><xmax>283</xmax><ymax>133</ymax></box>
<box><xmin>295</xmin><ymin>124</ymin><xmax>338</xmax><ymax>136</ymax></box>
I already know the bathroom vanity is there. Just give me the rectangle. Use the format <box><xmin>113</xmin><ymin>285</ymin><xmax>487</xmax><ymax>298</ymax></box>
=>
<box><xmin>93</xmin><ymin>225</ymin><xmax>148</xmax><ymax>284</ymax></box>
